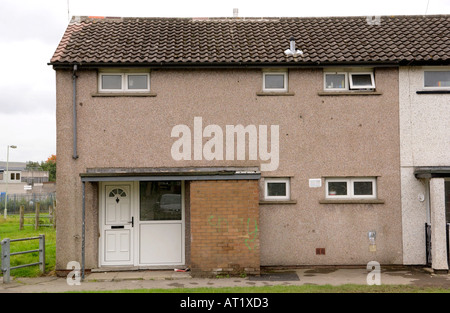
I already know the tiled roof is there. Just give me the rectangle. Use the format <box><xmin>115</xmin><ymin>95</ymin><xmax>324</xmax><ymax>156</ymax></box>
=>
<box><xmin>50</xmin><ymin>15</ymin><xmax>450</xmax><ymax>66</ymax></box>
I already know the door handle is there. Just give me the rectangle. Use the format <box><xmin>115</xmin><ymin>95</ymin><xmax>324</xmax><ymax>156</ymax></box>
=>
<box><xmin>129</xmin><ymin>216</ymin><xmax>134</xmax><ymax>227</ymax></box>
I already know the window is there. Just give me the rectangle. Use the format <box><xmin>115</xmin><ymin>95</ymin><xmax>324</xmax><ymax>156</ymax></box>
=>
<box><xmin>99</xmin><ymin>72</ymin><xmax>150</xmax><ymax>93</ymax></box>
<box><xmin>264</xmin><ymin>178</ymin><xmax>290</xmax><ymax>201</ymax></box>
<box><xmin>324</xmin><ymin>73</ymin><xmax>348</xmax><ymax>90</ymax></box>
<box><xmin>424</xmin><ymin>71</ymin><xmax>450</xmax><ymax>88</ymax></box>
<box><xmin>140</xmin><ymin>181</ymin><xmax>182</xmax><ymax>221</ymax></box>
<box><xmin>263</xmin><ymin>72</ymin><xmax>288</xmax><ymax>92</ymax></box>
<box><xmin>323</xmin><ymin>70</ymin><xmax>376</xmax><ymax>91</ymax></box>
<box><xmin>15</xmin><ymin>173</ymin><xmax>20</xmax><ymax>181</ymax></box>
<box><xmin>349</xmin><ymin>73</ymin><xmax>375</xmax><ymax>90</ymax></box>
<box><xmin>326</xmin><ymin>177</ymin><xmax>377</xmax><ymax>199</ymax></box>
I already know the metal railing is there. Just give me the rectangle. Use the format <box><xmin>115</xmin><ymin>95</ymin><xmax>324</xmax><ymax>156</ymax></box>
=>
<box><xmin>1</xmin><ymin>235</ymin><xmax>45</xmax><ymax>283</ymax></box>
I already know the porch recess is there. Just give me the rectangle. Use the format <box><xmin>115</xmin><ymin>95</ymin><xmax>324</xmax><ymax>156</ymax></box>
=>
<box><xmin>79</xmin><ymin>167</ymin><xmax>261</xmax><ymax>279</ymax></box>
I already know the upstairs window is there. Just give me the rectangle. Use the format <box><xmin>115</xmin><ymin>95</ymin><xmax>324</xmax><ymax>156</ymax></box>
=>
<box><xmin>263</xmin><ymin>72</ymin><xmax>288</xmax><ymax>92</ymax></box>
<box><xmin>324</xmin><ymin>73</ymin><xmax>348</xmax><ymax>90</ymax></box>
<box><xmin>99</xmin><ymin>72</ymin><xmax>150</xmax><ymax>93</ymax></box>
<box><xmin>424</xmin><ymin>71</ymin><xmax>450</xmax><ymax>88</ymax></box>
<box><xmin>349</xmin><ymin>73</ymin><xmax>375</xmax><ymax>90</ymax></box>
<box><xmin>324</xmin><ymin>70</ymin><xmax>376</xmax><ymax>91</ymax></box>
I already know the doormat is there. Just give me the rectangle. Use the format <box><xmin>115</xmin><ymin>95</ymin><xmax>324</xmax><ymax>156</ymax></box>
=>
<box><xmin>249</xmin><ymin>271</ymin><xmax>300</xmax><ymax>281</ymax></box>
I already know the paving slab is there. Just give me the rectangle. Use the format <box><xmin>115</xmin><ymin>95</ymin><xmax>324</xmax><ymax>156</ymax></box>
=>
<box><xmin>0</xmin><ymin>267</ymin><xmax>448</xmax><ymax>293</ymax></box>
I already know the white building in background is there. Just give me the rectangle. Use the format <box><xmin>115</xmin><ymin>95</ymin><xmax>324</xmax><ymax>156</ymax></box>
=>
<box><xmin>400</xmin><ymin>66</ymin><xmax>450</xmax><ymax>271</ymax></box>
<box><xmin>0</xmin><ymin>161</ymin><xmax>52</xmax><ymax>194</ymax></box>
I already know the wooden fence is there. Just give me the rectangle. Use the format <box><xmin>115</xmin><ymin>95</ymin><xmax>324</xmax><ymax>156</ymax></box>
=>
<box><xmin>19</xmin><ymin>201</ymin><xmax>56</xmax><ymax>230</ymax></box>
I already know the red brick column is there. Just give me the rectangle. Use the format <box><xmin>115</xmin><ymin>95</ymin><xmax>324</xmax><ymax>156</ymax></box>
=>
<box><xmin>189</xmin><ymin>180</ymin><xmax>260</xmax><ymax>277</ymax></box>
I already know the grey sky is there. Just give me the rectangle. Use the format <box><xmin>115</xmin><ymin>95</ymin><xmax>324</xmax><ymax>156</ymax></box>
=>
<box><xmin>0</xmin><ymin>0</ymin><xmax>449</xmax><ymax>162</ymax></box>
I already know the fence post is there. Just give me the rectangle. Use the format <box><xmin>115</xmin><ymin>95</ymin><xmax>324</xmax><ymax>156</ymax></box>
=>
<box><xmin>48</xmin><ymin>204</ymin><xmax>53</xmax><ymax>224</ymax></box>
<box><xmin>19</xmin><ymin>205</ymin><xmax>24</xmax><ymax>230</ymax></box>
<box><xmin>1</xmin><ymin>239</ymin><xmax>10</xmax><ymax>283</ymax></box>
<box><xmin>39</xmin><ymin>235</ymin><xmax>45</xmax><ymax>274</ymax></box>
<box><xmin>35</xmin><ymin>202</ymin><xmax>40</xmax><ymax>230</ymax></box>
<box><xmin>53</xmin><ymin>200</ymin><xmax>56</xmax><ymax>229</ymax></box>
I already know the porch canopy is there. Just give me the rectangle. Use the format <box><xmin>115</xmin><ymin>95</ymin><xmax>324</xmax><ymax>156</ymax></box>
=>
<box><xmin>80</xmin><ymin>166</ymin><xmax>261</xmax><ymax>182</ymax></box>
<box><xmin>414</xmin><ymin>166</ymin><xmax>450</xmax><ymax>179</ymax></box>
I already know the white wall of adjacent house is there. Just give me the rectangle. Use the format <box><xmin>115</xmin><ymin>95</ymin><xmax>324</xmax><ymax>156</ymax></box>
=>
<box><xmin>0</xmin><ymin>171</ymin><xmax>22</xmax><ymax>184</ymax></box>
<box><xmin>399</xmin><ymin>66</ymin><xmax>450</xmax><ymax>267</ymax></box>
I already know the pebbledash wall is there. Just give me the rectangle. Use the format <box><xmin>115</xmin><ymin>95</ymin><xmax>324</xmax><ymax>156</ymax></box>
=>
<box><xmin>399</xmin><ymin>66</ymin><xmax>450</xmax><ymax>269</ymax></box>
<box><xmin>55</xmin><ymin>66</ymin><xmax>402</xmax><ymax>275</ymax></box>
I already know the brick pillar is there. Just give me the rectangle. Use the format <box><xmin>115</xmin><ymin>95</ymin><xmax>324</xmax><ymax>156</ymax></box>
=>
<box><xmin>189</xmin><ymin>180</ymin><xmax>260</xmax><ymax>277</ymax></box>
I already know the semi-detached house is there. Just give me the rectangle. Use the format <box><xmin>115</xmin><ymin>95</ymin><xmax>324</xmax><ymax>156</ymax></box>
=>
<box><xmin>49</xmin><ymin>15</ymin><xmax>450</xmax><ymax>277</ymax></box>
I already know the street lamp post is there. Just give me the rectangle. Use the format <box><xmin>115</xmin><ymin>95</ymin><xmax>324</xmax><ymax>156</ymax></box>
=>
<box><xmin>4</xmin><ymin>145</ymin><xmax>17</xmax><ymax>219</ymax></box>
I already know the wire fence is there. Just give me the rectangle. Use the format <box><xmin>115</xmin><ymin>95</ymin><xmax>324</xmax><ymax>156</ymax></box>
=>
<box><xmin>0</xmin><ymin>193</ymin><xmax>56</xmax><ymax>215</ymax></box>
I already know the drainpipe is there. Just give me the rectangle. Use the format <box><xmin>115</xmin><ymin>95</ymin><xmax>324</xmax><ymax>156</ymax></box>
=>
<box><xmin>72</xmin><ymin>64</ymin><xmax>79</xmax><ymax>159</ymax></box>
<box><xmin>81</xmin><ymin>181</ymin><xmax>85</xmax><ymax>280</ymax></box>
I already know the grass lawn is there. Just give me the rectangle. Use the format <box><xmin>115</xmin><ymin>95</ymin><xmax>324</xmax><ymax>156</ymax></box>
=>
<box><xmin>0</xmin><ymin>215</ymin><xmax>56</xmax><ymax>278</ymax></box>
<box><xmin>74</xmin><ymin>284</ymin><xmax>450</xmax><ymax>293</ymax></box>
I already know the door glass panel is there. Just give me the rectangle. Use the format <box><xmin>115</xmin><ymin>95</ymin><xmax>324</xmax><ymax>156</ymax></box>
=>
<box><xmin>140</xmin><ymin>181</ymin><xmax>182</xmax><ymax>221</ymax></box>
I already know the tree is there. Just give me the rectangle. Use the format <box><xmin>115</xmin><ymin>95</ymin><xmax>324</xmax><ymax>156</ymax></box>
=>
<box><xmin>26</xmin><ymin>161</ymin><xmax>41</xmax><ymax>170</ymax></box>
<box><xmin>40</xmin><ymin>154</ymin><xmax>56</xmax><ymax>182</ymax></box>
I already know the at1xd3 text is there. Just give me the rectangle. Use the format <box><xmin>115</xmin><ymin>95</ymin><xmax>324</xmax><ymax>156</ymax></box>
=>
<box><xmin>222</xmin><ymin>297</ymin><xmax>268</xmax><ymax>308</ymax></box>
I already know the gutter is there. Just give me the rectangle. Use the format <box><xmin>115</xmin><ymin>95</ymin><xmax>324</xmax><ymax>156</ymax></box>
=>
<box><xmin>72</xmin><ymin>64</ymin><xmax>79</xmax><ymax>160</ymax></box>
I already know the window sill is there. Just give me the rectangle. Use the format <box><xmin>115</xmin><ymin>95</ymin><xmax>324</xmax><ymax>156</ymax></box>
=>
<box><xmin>318</xmin><ymin>91</ymin><xmax>382</xmax><ymax>96</ymax></box>
<box><xmin>256</xmin><ymin>92</ymin><xmax>295</xmax><ymax>96</ymax></box>
<box><xmin>92</xmin><ymin>93</ymin><xmax>157</xmax><ymax>97</ymax></box>
<box><xmin>259</xmin><ymin>200</ymin><xmax>297</xmax><ymax>205</ymax></box>
<box><xmin>319</xmin><ymin>199</ymin><xmax>385</xmax><ymax>204</ymax></box>
<box><xmin>416</xmin><ymin>90</ymin><xmax>450</xmax><ymax>94</ymax></box>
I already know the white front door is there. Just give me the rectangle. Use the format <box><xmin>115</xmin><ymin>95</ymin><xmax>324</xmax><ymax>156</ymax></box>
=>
<box><xmin>101</xmin><ymin>184</ymin><xmax>134</xmax><ymax>265</ymax></box>
<box><xmin>99</xmin><ymin>181</ymin><xmax>185</xmax><ymax>267</ymax></box>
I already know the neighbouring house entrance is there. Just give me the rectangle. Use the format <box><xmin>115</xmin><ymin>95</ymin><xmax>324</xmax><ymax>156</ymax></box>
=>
<box><xmin>99</xmin><ymin>181</ymin><xmax>185</xmax><ymax>267</ymax></box>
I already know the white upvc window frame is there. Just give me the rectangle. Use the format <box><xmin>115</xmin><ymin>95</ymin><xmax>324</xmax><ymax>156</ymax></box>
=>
<box><xmin>423</xmin><ymin>69</ymin><xmax>450</xmax><ymax>90</ymax></box>
<box><xmin>264</xmin><ymin>177</ymin><xmax>290</xmax><ymax>201</ymax></box>
<box><xmin>349</xmin><ymin>72</ymin><xmax>376</xmax><ymax>90</ymax></box>
<box><xmin>262</xmin><ymin>71</ymin><xmax>288</xmax><ymax>93</ymax></box>
<box><xmin>325</xmin><ymin>177</ymin><xmax>377</xmax><ymax>200</ymax></box>
<box><xmin>98</xmin><ymin>72</ymin><xmax>151</xmax><ymax>93</ymax></box>
<box><xmin>324</xmin><ymin>72</ymin><xmax>348</xmax><ymax>91</ymax></box>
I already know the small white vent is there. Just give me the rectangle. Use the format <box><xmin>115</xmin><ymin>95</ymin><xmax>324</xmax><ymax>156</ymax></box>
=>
<box><xmin>284</xmin><ymin>37</ymin><xmax>303</xmax><ymax>57</ymax></box>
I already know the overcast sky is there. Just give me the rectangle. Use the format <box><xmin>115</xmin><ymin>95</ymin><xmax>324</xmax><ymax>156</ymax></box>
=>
<box><xmin>0</xmin><ymin>0</ymin><xmax>449</xmax><ymax>163</ymax></box>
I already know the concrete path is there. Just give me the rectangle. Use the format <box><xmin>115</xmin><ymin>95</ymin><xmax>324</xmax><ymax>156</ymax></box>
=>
<box><xmin>0</xmin><ymin>267</ymin><xmax>449</xmax><ymax>293</ymax></box>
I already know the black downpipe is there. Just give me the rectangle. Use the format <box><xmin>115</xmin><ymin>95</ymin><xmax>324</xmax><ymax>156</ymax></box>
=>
<box><xmin>72</xmin><ymin>64</ymin><xmax>79</xmax><ymax>159</ymax></box>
